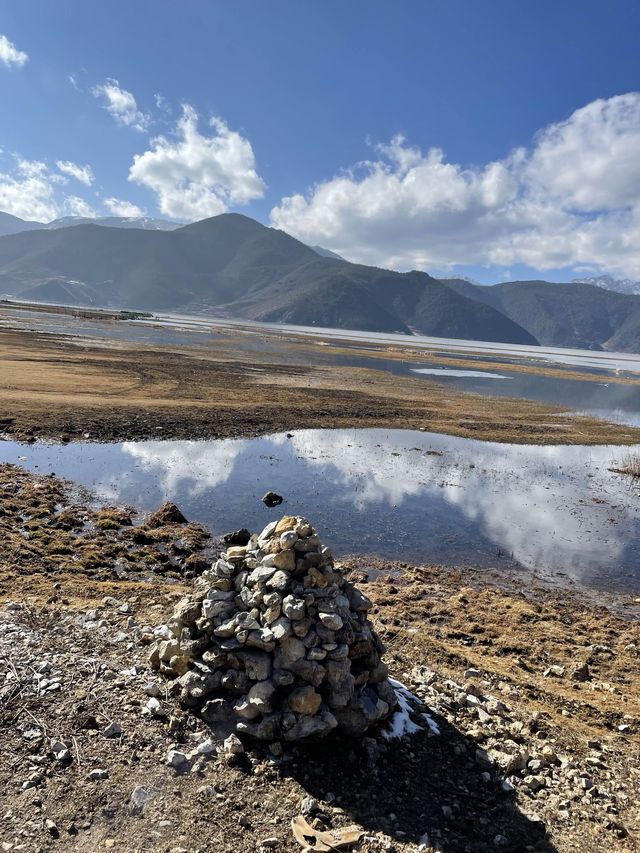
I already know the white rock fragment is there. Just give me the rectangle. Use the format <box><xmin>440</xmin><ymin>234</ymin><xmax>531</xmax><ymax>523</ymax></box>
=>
<box><xmin>88</xmin><ymin>768</ymin><xmax>109</xmax><ymax>781</ymax></box>
<box><xmin>166</xmin><ymin>749</ymin><xmax>191</xmax><ymax>772</ymax></box>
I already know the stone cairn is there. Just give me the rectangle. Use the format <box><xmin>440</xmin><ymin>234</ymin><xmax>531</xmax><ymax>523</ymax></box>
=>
<box><xmin>149</xmin><ymin>515</ymin><xmax>397</xmax><ymax>742</ymax></box>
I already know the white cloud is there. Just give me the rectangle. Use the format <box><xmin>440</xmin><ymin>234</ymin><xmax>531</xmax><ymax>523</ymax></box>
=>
<box><xmin>104</xmin><ymin>197</ymin><xmax>144</xmax><ymax>217</ymax></box>
<box><xmin>271</xmin><ymin>92</ymin><xmax>640</xmax><ymax>280</ymax></box>
<box><xmin>525</xmin><ymin>93</ymin><xmax>640</xmax><ymax>211</ymax></box>
<box><xmin>0</xmin><ymin>158</ymin><xmax>96</xmax><ymax>222</ymax></box>
<box><xmin>64</xmin><ymin>195</ymin><xmax>97</xmax><ymax>218</ymax></box>
<box><xmin>92</xmin><ymin>78</ymin><xmax>149</xmax><ymax>131</ymax></box>
<box><xmin>0</xmin><ymin>33</ymin><xmax>28</xmax><ymax>68</ymax></box>
<box><xmin>154</xmin><ymin>92</ymin><xmax>171</xmax><ymax>118</ymax></box>
<box><xmin>128</xmin><ymin>105</ymin><xmax>265</xmax><ymax>220</ymax></box>
<box><xmin>0</xmin><ymin>159</ymin><xmax>57</xmax><ymax>221</ymax></box>
<box><xmin>56</xmin><ymin>160</ymin><xmax>95</xmax><ymax>186</ymax></box>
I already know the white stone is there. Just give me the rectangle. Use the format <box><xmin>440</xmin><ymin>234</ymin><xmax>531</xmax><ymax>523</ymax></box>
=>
<box><xmin>88</xmin><ymin>768</ymin><xmax>109</xmax><ymax>781</ymax></box>
<box><xmin>166</xmin><ymin>749</ymin><xmax>191</xmax><ymax>771</ymax></box>
<box><xmin>279</xmin><ymin>531</ymin><xmax>298</xmax><ymax>550</ymax></box>
<box><xmin>145</xmin><ymin>697</ymin><xmax>162</xmax><ymax>715</ymax></box>
<box><xmin>222</xmin><ymin>734</ymin><xmax>244</xmax><ymax>756</ymax></box>
<box><xmin>319</xmin><ymin>612</ymin><xmax>343</xmax><ymax>631</ymax></box>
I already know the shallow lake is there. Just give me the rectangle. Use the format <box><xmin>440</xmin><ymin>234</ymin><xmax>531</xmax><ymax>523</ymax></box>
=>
<box><xmin>143</xmin><ymin>312</ymin><xmax>640</xmax><ymax>374</ymax></box>
<box><xmin>2</xmin><ymin>429</ymin><xmax>639</xmax><ymax>593</ymax></box>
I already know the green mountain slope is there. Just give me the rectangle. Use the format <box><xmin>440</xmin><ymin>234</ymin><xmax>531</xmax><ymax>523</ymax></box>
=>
<box><xmin>444</xmin><ymin>278</ymin><xmax>639</xmax><ymax>350</ymax></box>
<box><xmin>0</xmin><ymin>213</ymin><xmax>535</xmax><ymax>343</ymax></box>
<box><xmin>221</xmin><ymin>255</ymin><xmax>537</xmax><ymax>342</ymax></box>
<box><xmin>2</xmin><ymin>211</ymin><xmax>640</xmax><ymax>350</ymax></box>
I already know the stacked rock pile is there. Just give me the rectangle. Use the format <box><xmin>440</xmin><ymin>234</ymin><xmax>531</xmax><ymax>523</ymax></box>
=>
<box><xmin>149</xmin><ymin>515</ymin><xmax>397</xmax><ymax>741</ymax></box>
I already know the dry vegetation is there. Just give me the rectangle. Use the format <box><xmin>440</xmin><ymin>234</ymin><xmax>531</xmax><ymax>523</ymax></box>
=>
<box><xmin>611</xmin><ymin>452</ymin><xmax>640</xmax><ymax>478</ymax></box>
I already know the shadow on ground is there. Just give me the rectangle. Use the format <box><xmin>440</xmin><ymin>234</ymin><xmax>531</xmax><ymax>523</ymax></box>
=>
<box><xmin>278</xmin><ymin>710</ymin><xmax>556</xmax><ymax>853</ymax></box>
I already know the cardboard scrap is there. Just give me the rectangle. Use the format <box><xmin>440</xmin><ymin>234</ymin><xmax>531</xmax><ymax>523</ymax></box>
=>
<box><xmin>291</xmin><ymin>815</ymin><xmax>363</xmax><ymax>851</ymax></box>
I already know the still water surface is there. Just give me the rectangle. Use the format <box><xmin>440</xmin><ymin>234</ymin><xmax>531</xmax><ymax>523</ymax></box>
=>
<box><xmin>2</xmin><ymin>429</ymin><xmax>638</xmax><ymax>593</ymax></box>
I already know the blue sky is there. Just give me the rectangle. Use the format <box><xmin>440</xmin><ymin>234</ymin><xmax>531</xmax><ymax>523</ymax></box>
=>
<box><xmin>1</xmin><ymin>0</ymin><xmax>639</xmax><ymax>283</ymax></box>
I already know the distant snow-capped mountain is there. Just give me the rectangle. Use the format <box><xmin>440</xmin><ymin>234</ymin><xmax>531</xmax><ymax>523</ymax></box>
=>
<box><xmin>572</xmin><ymin>274</ymin><xmax>640</xmax><ymax>296</ymax></box>
<box><xmin>0</xmin><ymin>210</ymin><xmax>181</xmax><ymax>237</ymax></box>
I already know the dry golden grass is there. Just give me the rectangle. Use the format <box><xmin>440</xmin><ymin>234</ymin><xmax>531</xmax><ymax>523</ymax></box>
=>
<box><xmin>1</xmin><ymin>326</ymin><xmax>639</xmax><ymax>446</ymax></box>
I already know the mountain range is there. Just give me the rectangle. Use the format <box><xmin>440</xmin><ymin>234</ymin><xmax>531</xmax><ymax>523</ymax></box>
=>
<box><xmin>1</xmin><ymin>210</ymin><xmax>640</xmax><ymax>352</ymax></box>
<box><xmin>572</xmin><ymin>274</ymin><xmax>640</xmax><ymax>297</ymax></box>
<box><xmin>0</xmin><ymin>210</ymin><xmax>179</xmax><ymax>237</ymax></box>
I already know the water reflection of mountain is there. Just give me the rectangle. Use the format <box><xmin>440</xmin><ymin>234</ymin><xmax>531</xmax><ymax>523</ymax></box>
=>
<box><xmin>2</xmin><ymin>429</ymin><xmax>638</xmax><ymax>590</ymax></box>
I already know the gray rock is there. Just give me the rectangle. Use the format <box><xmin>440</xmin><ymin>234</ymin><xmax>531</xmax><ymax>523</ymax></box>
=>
<box><xmin>288</xmin><ymin>685</ymin><xmax>322</xmax><ymax>715</ymax></box>
<box><xmin>319</xmin><ymin>612</ymin><xmax>343</xmax><ymax>631</ymax></box>
<box><xmin>283</xmin><ymin>710</ymin><xmax>338</xmax><ymax>740</ymax></box>
<box><xmin>282</xmin><ymin>595</ymin><xmax>306</xmax><ymax>621</ymax></box>
<box><xmin>145</xmin><ymin>697</ymin><xmax>162</xmax><ymax>716</ymax></box>
<box><xmin>571</xmin><ymin>662</ymin><xmax>590</xmax><ymax>682</ymax></box>
<box><xmin>248</xmin><ymin>679</ymin><xmax>276</xmax><ymax>712</ymax></box>
<box><xmin>247</xmin><ymin>565</ymin><xmax>278</xmax><ymax>585</ymax></box>
<box><xmin>300</xmin><ymin>796</ymin><xmax>319</xmax><ymax>815</ymax></box>
<box><xmin>237</xmin><ymin>649</ymin><xmax>272</xmax><ymax>681</ymax></box>
<box><xmin>274</xmin><ymin>636</ymin><xmax>306</xmax><ymax>666</ymax></box>
<box><xmin>45</xmin><ymin>819</ymin><xmax>59</xmax><ymax>837</ymax></box>
<box><xmin>270</xmin><ymin>616</ymin><xmax>292</xmax><ymax>640</ymax></box>
<box><xmin>233</xmin><ymin>698</ymin><xmax>260</xmax><ymax>719</ymax></box>
<box><xmin>130</xmin><ymin>785</ymin><xmax>154</xmax><ymax>814</ymax></box>
<box><xmin>196</xmin><ymin>738</ymin><xmax>216</xmax><ymax>754</ymax></box>
<box><xmin>202</xmin><ymin>599</ymin><xmax>234</xmax><ymax>619</ymax></box>
<box><xmin>266</xmin><ymin>570</ymin><xmax>290</xmax><ymax>591</ymax></box>
<box><xmin>263</xmin><ymin>604</ymin><xmax>282</xmax><ymax>625</ymax></box>
<box><xmin>280</xmin><ymin>531</ymin><xmax>298</xmax><ymax>550</ymax></box>
<box><xmin>259</xmin><ymin>521</ymin><xmax>278</xmax><ymax>540</ymax></box>
<box><xmin>222</xmin><ymin>733</ymin><xmax>244</xmax><ymax>756</ymax></box>
<box><xmin>166</xmin><ymin>750</ymin><xmax>191</xmax><ymax>772</ymax></box>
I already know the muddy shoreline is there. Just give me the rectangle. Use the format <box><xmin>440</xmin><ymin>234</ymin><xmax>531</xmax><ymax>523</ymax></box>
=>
<box><xmin>2</xmin><ymin>326</ymin><xmax>640</xmax><ymax>446</ymax></box>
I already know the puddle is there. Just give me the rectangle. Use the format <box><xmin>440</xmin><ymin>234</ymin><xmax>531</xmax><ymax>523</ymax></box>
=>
<box><xmin>411</xmin><ymin>368</ymin><xmax>511</xmax><ymax>379</ymax></box>
<box><xmin>2</xmin><ymin>429</ymin><xmax>639</xmax><ymax>593</ymax></box>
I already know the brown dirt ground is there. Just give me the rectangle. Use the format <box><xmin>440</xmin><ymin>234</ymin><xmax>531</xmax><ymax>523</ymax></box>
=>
<box><xmin>1</xmin><ymin>326</ymin><xmax>639</xmax><ymax>447</ymax></box>
<box><xmin>1</xmin><ymin>465</ymin><xmax>638</xmax><ymax>853</ymax></box>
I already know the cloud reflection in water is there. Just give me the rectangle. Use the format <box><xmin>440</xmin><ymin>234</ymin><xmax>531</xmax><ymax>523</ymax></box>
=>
<box><xmin>108</xmin><ymin>430</ymin><xmax>640</xmax><ymax>588</ymax></box>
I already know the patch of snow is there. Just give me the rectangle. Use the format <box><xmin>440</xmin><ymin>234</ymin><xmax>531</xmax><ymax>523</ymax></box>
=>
<box><xmin>382</xmin><ymin>677</ymin><xmax>440</xmax><ymax>740</ymax></box>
